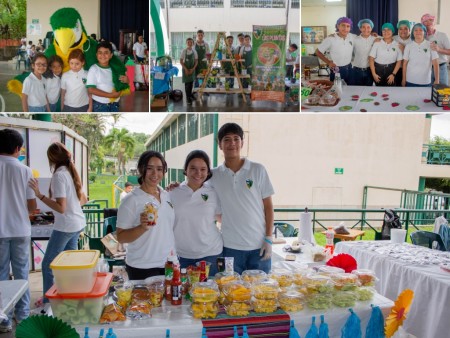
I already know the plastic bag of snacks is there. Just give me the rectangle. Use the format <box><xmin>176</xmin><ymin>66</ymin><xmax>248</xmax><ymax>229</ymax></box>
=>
<box><xmin>351</xmin><ymin>269</ymin><xmax>378</xmax><ymax>286</ymax></box>
<box><xmin>99</xmin><ymin>303</ymin><xmax>126</xmax><ymax>323</ymax></box>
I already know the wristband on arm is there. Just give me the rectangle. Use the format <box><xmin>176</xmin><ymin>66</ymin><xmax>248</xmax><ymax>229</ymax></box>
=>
<box><xmin>264</xmin><ymin>236</ymin><xmax>273</xmax><ymax>245</ymax></box>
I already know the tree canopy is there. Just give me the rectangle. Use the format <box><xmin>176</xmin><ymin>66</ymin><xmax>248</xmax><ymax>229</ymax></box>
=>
<box><xmin>0</xmin><ymin>0</ymin><xmax>26</xmax><ymax>39</ymax></box>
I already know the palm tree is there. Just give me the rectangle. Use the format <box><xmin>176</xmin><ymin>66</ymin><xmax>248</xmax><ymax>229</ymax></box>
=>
<box><xmin>103</xmin><ymin>128</ymin><xmax>135</xmax><ymax>175</ymax></box>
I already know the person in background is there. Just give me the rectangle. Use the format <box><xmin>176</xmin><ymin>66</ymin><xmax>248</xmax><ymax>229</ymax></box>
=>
<box><xmin>133</xmin><ymin>35</ymin><xmax>148</xmax><ymax>63</ymax></box>
<box><xmin>369</xmin><ymin>23</ymin><xmax>402</xmax><ymax>87</ymax></box>
<box><xmin>239</xmin><ymin>35</ymin><xmax>253</xmax><ymax>89</ymax></box>
<box><xmin>402</xmin><ymin>23</ymin><xmax>439</xmax><ymax>87</ymax></box>
<box><xmin>222</xmin><ymin>35</ymin><xmax>236</xmax><ymax>89</ymax></box>
<box><xmin>285</xmin><ymin>43</ymin><xmax>298</xmax><ymax>79</ymax></box>
<box><xmin>180</xmin><ymin>37</ymin><xmax>198</xmax><ymax>105</ymax></box>
<box><xmin>120</xmin><ymin>182</ymin><xmax>133</xmax><ymax>201</ymax></box>
<box><xmin>209</xmin><ymin>123</ymin><xmax>274</xmax><ymax>274</ymax></box>
<box><xmin>194</xmin><ymin>29</ymin><xmax>210</xmax><ymax>89</ymax></box>
<box><xmin>116</xmin><ymin>151</ymin><xmax>176</xmax><ymax>280</ymax></box>
<box><xmin>351</xmin><ymin>19</ymin><xmax>376</xmax><ymax>86</ymax></box>
<box><xmin>0</xmin><ymin>129</ymin><xmax>37</xmax><ymax>333</ymax></box>
<box><xmin>316</xmin><ymin>17</ymin><xmax>355</xmax><ymax>83</ymax></box>
<box><xmin>170</xmin><ymin>150</ymin><xmax>222</xmax><ymax>277</ymax></box>
<box><xmin>421</xmin><ymin>13</ymin><xmax>450</xmax><ymax>86</ymax></box>
<box><xmin>29</xmin><ymin>142</ymin><xmax>87</xmax><ymax>306</ymax></box>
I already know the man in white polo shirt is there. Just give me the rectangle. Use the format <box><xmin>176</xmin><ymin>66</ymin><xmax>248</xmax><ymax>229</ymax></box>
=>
<box><xmin>316</xmin><ymin>17</ymin><xmax>355</xmax><ymax>84</ymax></box>
<box><xmin>0</xmin><ymin>129</ymin><xmax>36</xmax><ymax>333</ymax></box>
<box><xmin>209</xmin><ymin>123</ymin><xmax>274</xmax><ymax>274</ymax></box>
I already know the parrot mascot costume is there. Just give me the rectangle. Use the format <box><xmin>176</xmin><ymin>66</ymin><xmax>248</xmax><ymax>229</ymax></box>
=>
<box><xmin>7</xmin><ymin>7</ymin><xmax>129</xmax><ymax>98</ymax></box>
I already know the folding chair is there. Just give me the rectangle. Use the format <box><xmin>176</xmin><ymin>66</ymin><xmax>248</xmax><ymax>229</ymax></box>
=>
<box><xmin>410</xmin><ymin>231</ymin><xmax>447</xmax><ymax>251</ymax></box>
<box><xmin>103</xmin><ymin>216</ymin><xmax>117</xmax><ymax>235</ymax></box>
<box><xmin>16</xmin><ymin>50</ymin><xmax>27</xmax><ymax>70</ymax></box>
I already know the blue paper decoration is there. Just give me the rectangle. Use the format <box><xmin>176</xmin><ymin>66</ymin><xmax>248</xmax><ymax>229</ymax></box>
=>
<box><xmin>319</xmin><ymin>314</ymin><xmax>329</xmax><ymax>338</ymax></box>
<box><xmin>289</xmin><ymin>320</ymin><xmax>301</xmax><ymax>338</ymax></box>
<box><xmin>341</xmin><ymin>309</ymin><xmax>361</xmax><ymax>338</ymax></box>
<box><xmin>366</xmin><ymin>305</ymin><xmax>385</xmax><ymax>338</ymax></box>
<box><xmin>305</xmin><ymin>316</ymin><xmax>319</xmax><ymax>338</ymax></box>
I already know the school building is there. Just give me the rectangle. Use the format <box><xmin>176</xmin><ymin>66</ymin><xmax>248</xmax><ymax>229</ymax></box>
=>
<box><xmin>151</xmin><ymin>0</ymin><xmax>300</xmax><ymax>61</ymax></box>
<box><xmin>145</xmin><ymin>114</ymin><xmax>450</xmax><ymax>211</ymax></box>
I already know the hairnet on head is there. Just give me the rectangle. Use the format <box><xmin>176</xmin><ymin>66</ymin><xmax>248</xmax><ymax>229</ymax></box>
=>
<box><xmin>411</xmin><ymin>23</ymin><xmax>427</xmax><ymax>40</ymax></box>
<box><xmin>358</xmin><ymin>19</ymin><xmax>374</xmax><ymax>29</ymax></box>
<box><xmin>335</xmin><ymin>17</ymin><xmax>353</xmax><ymax>31</ymax></box>
<box><xmin>421</xmin><ymin>13</ymin><xmax>435</xmax><ymax>24</ymax></box>
<box><xmin>397</xmin><ymin>20</ymin><xmax>411</xmax><ymax>30</ymax></box>
<box><xmin>381</xmin><ymin>23</ymin><xmax>395</xmax><ymax>34</ymax></box>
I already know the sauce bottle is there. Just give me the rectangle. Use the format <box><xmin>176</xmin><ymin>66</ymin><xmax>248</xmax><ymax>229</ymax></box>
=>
<box><xmin>164</xmin><ymin>255</ymin><xmax>174</xmax><ymax>301</ymax></box>
<box><xmin>325</xmin><ymin>227</ymin><xmax>335</xmax><ymax>255</ymax></box>
<box><xmin>199</xmin><ymin>260</ymin><xmax>207</xmax><ymax>282</ymax></box>
<box><xmin>171</xmin><ymin>265</ymin><xmax>182</xmax><ymax>305</ymax></box>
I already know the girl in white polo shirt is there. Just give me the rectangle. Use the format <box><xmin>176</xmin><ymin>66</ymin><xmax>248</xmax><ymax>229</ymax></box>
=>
<box><xmin>402</xmin><ymin>23</ymin><xmax>439</xmax><ymax>87</ymax></box>
<box><xmin>170</xmin><ymin>150</ymin><xmax>222</xmax><ymax>278</ymax></box>
<box><xmin>117</xmin><ymin>151</ymin><xmax>175</xmax><ymax>280</ymax></box>
<box><xmin>29</xmin><ymin>142</ymin><xmax>88</xmax><ymax>305</ymax></box>
<box><xmin>21</xmin><ymin>53</ymin><xmax>50</xmax><ymax>112</ymax></box>
<box><xmin>61</xmin><ymin>49</ymin><xmax>92</xmax><ymax>112</ymax></box>
<box><xmin>369</xmin><ymin>23</ymin><xmax>402</xmax><ymax>86</ymax></box>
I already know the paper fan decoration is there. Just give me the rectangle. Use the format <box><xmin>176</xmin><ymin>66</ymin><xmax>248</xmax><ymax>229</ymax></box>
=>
<box><xmin>326</xmin><ymin>253</ymin><xmax>357</xmax><ymax>273</ymax></box>
<box><xmin>385</xmin><ymin>289</ymin><xmax>414</xmax><ymax>338</ymax></box>
<box><xmin>15</xmin><ymin>315</ymin><xmax>79</xmax><ymax>338</ymax></box>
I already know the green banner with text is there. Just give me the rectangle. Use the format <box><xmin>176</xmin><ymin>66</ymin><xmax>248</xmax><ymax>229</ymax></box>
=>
<box><xmin>251</xmin><ymin>25</ymin><xmax>287</xmax><ymax>103</ymax></box>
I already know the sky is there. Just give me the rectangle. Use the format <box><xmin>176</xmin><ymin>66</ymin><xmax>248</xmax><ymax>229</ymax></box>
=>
<box><xmin>106</xmin><ymin>113</ymin><xmax>450</xmax><ymax>139</ymax></box>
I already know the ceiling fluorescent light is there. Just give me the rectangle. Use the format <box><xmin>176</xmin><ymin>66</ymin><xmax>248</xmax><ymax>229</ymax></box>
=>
<box><xmin>326</xmin><ymin>0</ymin><xmax>342</xmax><ymax>2</ymax></box>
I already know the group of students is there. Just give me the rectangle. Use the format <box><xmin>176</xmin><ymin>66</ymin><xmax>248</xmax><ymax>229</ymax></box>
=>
<box><xmin>116</xmin><ymin>122</ymin><xmax>275</xmax><ymax>280</ymax></box>
<box><xmin>21</xmin><ymin>41</ymin><xmax>129</xmax><ymax>113</ymax></box>
<box><xmin>0</xmin><ymin>129</ymin><xmax>88</xmax><ymax>333</ymax></box>
<box><xmin>315</xmin><ymin>13</ymin><xmax>450</xmax><ymax>87</ymax></box>
<box><xmin>0</xmin><ymin>123</ymin><xmax>275</xmax><ymax>332</ymax></box>
<box><xmin>180</xmin><ymin>30</ymin><xmax>255</xmax><ymax>105</ymax></box>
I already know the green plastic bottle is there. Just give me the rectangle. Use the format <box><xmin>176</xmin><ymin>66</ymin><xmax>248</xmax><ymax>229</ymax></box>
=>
<box><xmin>301</xmin><ymin>44</ymin><xmax>307</xmax><ymax>56</ymax></box>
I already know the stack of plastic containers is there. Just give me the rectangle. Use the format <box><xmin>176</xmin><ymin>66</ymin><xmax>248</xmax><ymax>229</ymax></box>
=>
<box><xmin>45</xmin><ymin>250</ymin><xmax>113</xmax><ymax>325</ymax></box>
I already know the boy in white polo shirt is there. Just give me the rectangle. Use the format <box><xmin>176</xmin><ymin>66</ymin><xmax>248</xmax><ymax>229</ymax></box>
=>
<box><xmin>0</xmin><ymin>129</ymin><xmax>37</xmax><ymax>333</ymax></box>
<box><xmin>86</xmin><ymin>41</ymin><xmax>129</xmax><ymax>112</ymax></box>
<box><xmin>209</xmin><ymin>123</ymin><xmax>274</xmax><ymax>274</ymax></box>
<box><xmin>352</xmin><ymin>19</ymin><xmax>376</xmax><ymax>86</ymax></box>
<box><xmin>316</xmin><ymin>17</ymin><xmax>355</xmax><ymax>83</ymax></box>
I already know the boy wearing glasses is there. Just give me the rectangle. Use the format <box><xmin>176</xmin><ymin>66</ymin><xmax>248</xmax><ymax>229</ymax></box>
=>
<box><xmin>86</xmin><ymin>41</ymin><xmax>129</xmax><ymax>112</ymax></box>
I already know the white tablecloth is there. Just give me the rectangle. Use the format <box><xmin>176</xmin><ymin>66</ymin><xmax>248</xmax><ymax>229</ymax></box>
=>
<box><xmin>302</xmin><ymin>86</ymin><xmax>446</xmax><ymax>112</ymax></box>
<box><xmin>74</xmin><ymin>294</ymin><xmax>393</xmax><ymax>338</ymax></box>
<box><xmin>335</xmin><ymin>241</ymin><xmax>450</xmax><ymax>338</ymax></box>
<box><xmin>0</xmin><ymin>280</ymin><xmax>28</xmax><ymax>315</ymax></box>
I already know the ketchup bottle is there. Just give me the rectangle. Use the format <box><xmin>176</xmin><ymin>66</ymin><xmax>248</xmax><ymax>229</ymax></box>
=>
<box><xmin>164</xmin><ymin>256</ymin><xmax>174</xmax><ymax>301</ymax></box>
<box><xmin>171</xmin><ymin>265</ymin><xmax>182</xmax><ymax>305</ymax></box>
<box><xmin>199</xmin><ymin>260</ymin><xmax>207</xmax><ymax>282</ymax></box>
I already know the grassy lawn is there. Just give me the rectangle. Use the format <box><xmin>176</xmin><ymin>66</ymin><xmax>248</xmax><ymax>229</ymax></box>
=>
<box><xmin>313</xmin><ymin>225</ymin><xmax>434</xmax><ymax>246</ymax></box>
<box><xmin>87</xmin><ymin>174</ymin><xmax>119</xmax><ymax>208</ymax></box>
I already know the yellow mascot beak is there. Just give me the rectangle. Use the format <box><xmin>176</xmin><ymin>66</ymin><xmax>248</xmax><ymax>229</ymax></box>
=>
<box><xmin>55</xmin><ymin>28</ymin><xmax>76</xmax><ymax>55</ymax></box>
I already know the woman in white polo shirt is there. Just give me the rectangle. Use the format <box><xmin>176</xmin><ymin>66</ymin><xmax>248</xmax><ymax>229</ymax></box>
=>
<box><xmin>116</xmin><ymin>151</ymin><xmax>175</xmax><ymax>280</ymax></box>
<box><xmin>369</xmin><ymin>23</ymin><xmax>403</xmax><ymax>86</ymax></box>
<box><xmin>170</xmin><ymin>150</ymin><xmax>222</xmax><ymax>277</ymax></box>
<box><xmin>29</xmin><ymin>142</ymin><xmax>87</xmax><ymax>304</ymax></box>
<box><xmin>402</xmin><ymin>23</ymin><xmax>440</xmax><ymax>87</ymax></box>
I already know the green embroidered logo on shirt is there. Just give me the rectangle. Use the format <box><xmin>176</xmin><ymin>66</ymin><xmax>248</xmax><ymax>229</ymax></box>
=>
<box><xmin>201</xmin><ymin>194</ymin><xmax>209</xmax><ymax>201</ymax></box>
<box><xmin>424</xmin><ymin>48</ymin><xmax>428</xmax><ymax>53</ymax></box>
<box><xmin>246</xmin><ymin>179</ymin><xmax>253</xmax><ymax>189</ymax></box>
<box><xmin>392</xmin><ymin>48</ymin><xmax>396</xmax><ymax>51</ymax></box>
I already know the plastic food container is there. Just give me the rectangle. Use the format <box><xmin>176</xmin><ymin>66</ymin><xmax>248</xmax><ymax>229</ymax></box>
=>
<box><xmin>46</xmin><ymin>272</ymin><xmax>112</xmax><ymax>325</ymax></box>
<box><xmin>292</xmin><ymin>268</ymin><xmax>312</xmax><ymax>286</ymax></box>
<box><xmin>252</xmin><ymin>279</ymin><xmax>279</xmax><ymax>300</ymax></box>
<box><xmin>278</xmin><ymin>291</ymin><xmax>304</xmax><ymax>312</ymax></box>
<box><xmin>304</xmin><ymin>274</ymin><xmax>334</xmax><ymax>294</ymax></box>
<box><xmin>355</xmin><ymin>286</ymin><xmax>375</xmax><ymax>301</ymax></box>
<box><xmin>306</xmin><ymin>293</ymin><xmax>332</xmax><ymax>310</ymax></box>
<box><xmin>331</xmin><ymin>273</ymin><xmax>359</xmax><ymax>291</ymax></box>
<box><xmin>316</xmin><ymin>266</ymin><xmax>345</xmax><ymax>276</ymax></box>
<box><xmin>214</xmin><ymin>271</ymin><xmax>240</xmax><ymax>289</ymax></box>
<box><xmin>332</xmin><ymin>290</ymin><xmax>358</xmax><ymax>307</ymax></box>
<box><xmin>269</xmin><ymin>269</ymin><xmax>293</xmax><ymax>287</ymax></box>
<box><xmin>147</xmin><ymin>283</ymin><xmax>164</xmax><ymax>307</ymax></box>
<box><xmin>50</xmin><ymin>250</ymin><xmax>100</xmax><ymax>294</ymax></box>
<box><xmin>223</xmin><ymin>300</ymin><xmax>252</xmax><ymax>316</ymax></box>
<box><xmin>191</xmin><ymin>301</ymin><xmax>219</xmax><ymax>319</ymax></box>
<box><xmin>114</xmin><ymin>282</ymin><xmax>133</xmax><ymax>308</ymax></box>
<box><xmin>223</xmin><ymin>280</ymin><xmax>252</xmax><ymax>302</ymax></box>
<box><xmin>241</xmin><ymin>269</ymin><xmax>267</xmax><ymax>284</ymax></box>
<box><xmin>352</xmin><ymin>269</ymin><xmax>377</xmax><ymax>286</ymax></box>
<box><xmin>190</xmin><ymin>281</ymin><xmax>219</xmax><ymax>303</ymax></box>
<box><xmin>251</xmin><ymin>297</ymin><xmax>278</xmax><ymax>313</ymax></box>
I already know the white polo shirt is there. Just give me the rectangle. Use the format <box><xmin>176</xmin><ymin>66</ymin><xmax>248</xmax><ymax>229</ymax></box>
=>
<box><xmin>404</xmin><ymin>40</ymin><xmax>439</xmax><ymax>85</ymax></box>
<box><xmin>117</xmin><ymin>187</ymin><xmax>175</xmax><ymax>269</ymax></box>
<box><xmin>352</xmin><ymin>35</ymin><xmax>376</xmax><ymax>68</ymax></box>
<box><xmin>180</xmin><ymin>48</ymin><xmax>198</xmax><ymax>63</ymax></box>
<box><xmin>61</xmin><ymin>69</ymin><xmax>89</xmax><ymax>107</ymax></box>
<box><xmin>46</xmin><ymin>76</ymin><xmax>61</xmax><ymax>104</ymax></box>
<box><xmin>210</xmin><ymin>159</ymin><xmax>274</xmax><ymax>251</ymax></box>
<box><xmin>22</xmin><ymin>73</ymin><xmax>47</xmax><ymax>107</ymax></box>
<box><xmin>51</xmin><ymin>166</ymin><xmax>86</xmax><ymax>233</ymax></box>
<box><xmin>86</xmin><ymin>64</ymin><xmax>119</xmax><ymax>104</ymax></box>
<box><xmin>318</xmin><ymin>33</ymin><xmax>355</xmax><ymax>66</ymax></box>
<box><xmin>0</xmin><ymin>155</ymin><xmax>35</xmax><ymax>238</ymax></box>
<box><xmin>369</xmin><ymin>40</ymin><xmax>403</xmax><ymax>65</ymax></box>
<box><xmin>133</xmin><ymin>42</ymin><xmax>148</xmax><ymax>58</ymax></box>
<box><xmin>427</xmin><ymin>31</ymin><xmax>450</xmax><ymax>64</ymax></box>
<box><xmin>170</xmin><ymin>181</ymin><xmax>223</xmax><ymax>259</ymax></box>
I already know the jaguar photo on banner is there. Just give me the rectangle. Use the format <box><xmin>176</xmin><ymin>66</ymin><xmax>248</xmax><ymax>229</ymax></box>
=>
<box><xmin>251</xmin><ymin>25</ymin><xmax>287</xmax><ymax>103</ymax></box>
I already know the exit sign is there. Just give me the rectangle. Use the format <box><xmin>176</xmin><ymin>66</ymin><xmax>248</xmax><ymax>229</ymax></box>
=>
<box><xmin>335</xmin><ymin>168</ymin><xmax>344</xmax><ymax>175</ymax></box>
